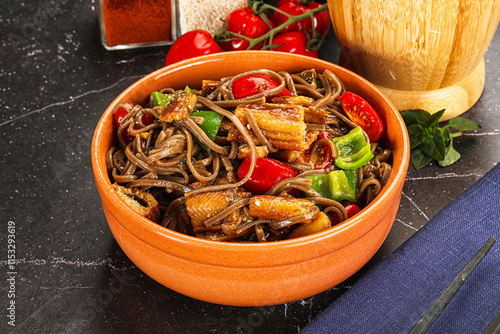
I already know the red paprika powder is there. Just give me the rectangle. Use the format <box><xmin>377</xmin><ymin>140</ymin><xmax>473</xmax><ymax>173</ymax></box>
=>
<box><xmin>99</xmin><ymin>0</ymin><xmax>173</xmax><ymax>49</ymax></box>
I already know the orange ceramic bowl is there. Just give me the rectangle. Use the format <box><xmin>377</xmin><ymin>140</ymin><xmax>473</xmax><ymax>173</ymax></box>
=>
<box><xmin>91</xmin><ymin>51</ymin><xmax>410</xmax><ymax>306</ymax></box>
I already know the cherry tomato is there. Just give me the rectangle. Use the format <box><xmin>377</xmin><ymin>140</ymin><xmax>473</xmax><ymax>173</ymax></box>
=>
<box><xmin>164</xmin><ymin>30</ymin><xmax>222</xmax><ymax>66</ymax></box>
<box><xmin>219</xmin><ymin>8</ymin><xmax>274</xmax><ymax>51</ymax></box>
<box><xmin>306</xmin><ymin>131</ymin><xmax>333</xmax><ymax>169</ymax></box>
<box><xmin>237</xmin><ymin>157</ymin><xmax>298</xmax><ymax>194</ymax></box>
<box><xmin>272</xmin><ymin>0</ymin><xmax>330</xmax><ymax>37</ymax></box>
<box><xmin>340</xmin><ymin>92</ymin><xmax>384</xmax><ymax>142</ymax></box>
<box><xmin>232</xmin><ymin>74</ymin><xmax>291</xmax><ymax>99</ymax></box>
<box><xmin>271</xmin><ymin>31</ymin><xmax>319</xmax><ymax>58</ymax></box>
<box><xmin>114</xmin><ymin>104</ymin><xmax>154</xmax><ymax>143</ymax></box>
<box><xmin>330</xmin><ymin>203</ymin><xmax>360</xmax><ymax>225</ymax></box>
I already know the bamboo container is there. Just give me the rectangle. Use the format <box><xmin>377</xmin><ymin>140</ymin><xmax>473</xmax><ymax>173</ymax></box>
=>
<box><xmin>327</xmin><ymin>0</ymin><xmax>500</xmax><ymax>120</ymax></box>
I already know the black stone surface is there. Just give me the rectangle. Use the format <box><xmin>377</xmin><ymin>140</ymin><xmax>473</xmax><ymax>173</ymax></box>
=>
<box><xmin>1</xmin><ymin>1</ymin><xmax>499</xmax><ymax>333</ymax></box>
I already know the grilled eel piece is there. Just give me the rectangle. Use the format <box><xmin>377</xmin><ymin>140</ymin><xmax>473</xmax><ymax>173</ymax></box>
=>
<box><xmin>113</xmin><ymin>183</ymin><xmax>161</xmax><ymax>223</ymax></box>
<box><xmin>248</xmin><ymin>195</ymin><xmax>316</xmax><ymax>221</ymax></box>
<box><xmin>185</xmin><ymin>188</ymin><xmax>251</xmax><ymax>234</ymax></box>
<box><xmin>159</xmin><ymin>91</ymin><xmax>197</xmax><ymax>123</ymax></box>
<box><xmin>227</xmin><ymin>103</ymin><xmax>307</xmax><ymax>151</ymax></box>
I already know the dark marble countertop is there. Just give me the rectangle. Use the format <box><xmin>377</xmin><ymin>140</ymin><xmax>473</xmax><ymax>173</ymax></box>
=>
<box><xmin>1</xmin><ymin>1</ymin><xmax>499</xmax><ymax>333</ymax></box>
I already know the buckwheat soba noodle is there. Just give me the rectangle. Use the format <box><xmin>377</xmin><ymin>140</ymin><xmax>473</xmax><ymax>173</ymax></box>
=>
<box><xmin>106</xmin><ymin>69</ymin><xmax>392</xmax><ymax>242</ymax></box>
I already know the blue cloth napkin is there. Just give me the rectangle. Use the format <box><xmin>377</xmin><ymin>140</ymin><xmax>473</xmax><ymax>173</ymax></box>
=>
<box><xmin>301</xmin><ymin>163</ymin><xmax>500</xmax><ymax>334</ymax></box>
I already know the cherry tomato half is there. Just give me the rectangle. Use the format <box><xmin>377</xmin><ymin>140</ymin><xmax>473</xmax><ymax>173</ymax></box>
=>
<box><xmin>272</xmin><ymin>30</ymin><xmax>319</xmax><ymax>58</ymax></box>
<box><xmin>219</xmin><ymin>8</ymin><xmax>274</xmax><ymax>51</ymax></box>
<box><xmin>340</xmin><ymin>92</ymin><xmax>384</xmax><ymax>142</ymax></box>
<box><xmin>232</xmin><ymin>74</ymin><xmax>291</xmax><ymax>99</ymax></box>
<box><xmin>308</xmin><ymin>131</ymin><xmax>333</xmax><ymax>169</ymax></box>
<box><xmin>114</xmin><ymin>104</ymin><xmax>154</xmax><ymax>143</ymax></box>
<box><xmin>330</xmin><ymin>203</ymin><xmax>360</xmax><ymax>226</ymax></box>
<box><xmin>272</xmin><ymin>0</ymin><xmax>330</xmax><ymax>37</ymax></box>
<box><xmin>237</xmin><ymin>157</ymin><xmax>298</xmax><ymax>194</ymax></box>
<box><xmin>164</xmin><ymin>30</ymin><xmax>222</xmax><ymax>66</ymax></box>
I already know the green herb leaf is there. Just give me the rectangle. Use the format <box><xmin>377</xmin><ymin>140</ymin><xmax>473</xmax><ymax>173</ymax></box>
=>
<box><xmin>447</xmin><ymin>117</ymin><xmax>480</xmax><ymax>131</ymax></box>
<box><xmin>421</xmin><ymin>127</ymin><xmax>445</xmax><ymax>161</ymax></box>
<box><xmin>438</xmin><ymin>140</ymin><xmax>461</xmax><ymax>167</ymax></box>
<box><xmin>402</xmin><ymin>109</ymin><xmax>478</xmax><ymax>170</ymax></box>
<box><xmin>426</xmin><ymin>109</ymin><xmax>445</xmax><ymax>130</ymax></box>
<box><xmin>401</xmin><ymin>109</ymin><xmax>429</xmax><ymax>126</ymax></box>
<box><xmin>441</xmin><ymin>126</ymin><xmax>452</xmax><ymax>146</ymax></box>
<box><xmin>407</xmin><ymin>124</ymin><xmax>424</xmax><ymax>149</ymax></box>
<box><xmin>411</xmin><ymin>148</ymin><xmax>433</xmax><ymax>169</ymax></box>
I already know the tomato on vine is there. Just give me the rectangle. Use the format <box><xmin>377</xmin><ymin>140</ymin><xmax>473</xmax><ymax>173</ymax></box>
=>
<box><xmin>272</xmin><ymin>0</ymin><xmax>330</xmax><ymax>37</ymax></box>
<box><xmin>164</xmin><ymin>30</ymin><xmax>222</xmax><ymax>66</ymax></box>
<box><xmin>218</xmin><ymin>7</ymin><xmax>274</xmax><ymax>51</ymax></box>
<box><xmin>165</xmin><ymin>1</ymin><xmax>330</xmax><ymax>65</ymax></box>
<box><xmin>271</xmin><ymin>30</ymin><xmax>319</xmax><ymax>57</ymax></box>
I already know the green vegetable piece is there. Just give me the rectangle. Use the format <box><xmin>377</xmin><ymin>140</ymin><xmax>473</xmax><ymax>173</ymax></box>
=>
<box><xmin>402</xmin><ymin>109</ymin><xmax>479</xmax><ymax>169</ymax></box>
<box><xmin>191</xmin><ymin>110</ymin><xmax>224</xmax><ymax>151</ymax></box>
<box><xmin>184</xmin><ymin>86</ymin><xmax>194</xmax><ymax>94</ymax></box>
<box><xmin>447</xmin><ymin>117</ymin><xmax>480</xmax><ymax>131</ymax></box>
<box><xmin>306</xmin><ymin>170</ymin><xmax>357</xmax><ymax>202</ymax></box>
<box><xmin>426</xmin><ymin>109</ymin><xmax>445</xmax><ymax>130</ymax></box>
<box><xmin>438</xmin><ymin>142</ymin><xmax>461</xmax><ymax>167</ymax></box>
<box><xmin>332</xmin><ymin>126</ymin><xmax>374</xmax><ymax>170</ymax></box>
<box><xmin>411</xmin><ymin>148</ymin><xmax>433</xmax><ymax>170</ymax></box>
<box><xmin>151</xmin><ymin>91</ymin><xmax>172</xmax><ymax>106</ymax></box>
<box><xmin>421</xmin><ymin>127</ymin><xmax>445</xmax><ymax>161</ymax></box>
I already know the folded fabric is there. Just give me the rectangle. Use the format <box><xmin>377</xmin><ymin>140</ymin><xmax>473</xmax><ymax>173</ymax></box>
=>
<box><xmin>301</xmin><ymin>163</ymin><xmax>500</xmax><ymax>334</ymax></box>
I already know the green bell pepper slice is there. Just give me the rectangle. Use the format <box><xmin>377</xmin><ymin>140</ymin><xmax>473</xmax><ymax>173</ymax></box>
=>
<box><xmin>152</xmin><ymin>86</ymin><xmax>223</xmax><ymax>151</ymax></box>
<box><xmin>306</xmin><ymin>169</ymin><xmax>357</xmax><ymax>202</ymax></box>
<box><xmin>151</xmin><ymin>91</ymin><xmax>172</xmax><ymax>106</ymax></box>
<box><xmin>333</xmin><ymin>126</ymin><xmax>374</xmax><ymax>170</ymax></box>
<box><xmin>191</xmin><ymin>110</ymin><xmax>224</xmax><ymax>151</ymax></box>
<box><xmin>152</xmin><ymin>86</ymin><xmax>192</xmax><ymax>106</ymax></box>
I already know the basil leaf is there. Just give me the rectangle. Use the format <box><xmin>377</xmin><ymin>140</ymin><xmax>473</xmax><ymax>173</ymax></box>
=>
<box><xmin>441</xmin><ymin>126</ymin><xmax>452</xmax><ymax>146</ymax></box>
<box><xmin>402</xmin><ymin>108</ymin><xmax>479</xmax><ymax>170</ymax></box>
<box><xmin>426</xmin><ymin>109</ymin><xmax>445</xmax><ymax>130</ymax></box>
<box><xmin>418</xmin><ymin>109</ymin><xmax>432</xmax><ymax>123</ymax></box>
<box><xmin>421</xmin><ymin>128</ymin><xmax>445</xmax><ymax>161</ymax></box>
<box><xmin>407</xmin><ymin>124</ymin><xmax>424</xmax><ymax>148</ymax></box>
<box><xmin>411</xmin><ymin>148</ymin><xmax>433</xmax><ymax>169</ymax></box>
<box><xmin>401</xmin><ymin>109</ymin><xmax>428</xmax><ymax>126</ymax></box>
<box><xmin>438</xmin><ymin>140</ymin><xmax>461</xmax><ymax>167</ymax></box>
<box><xmin>447</xmin><ymin>117</ymin><xmax>480</xmax><ymax>131</ymax></box>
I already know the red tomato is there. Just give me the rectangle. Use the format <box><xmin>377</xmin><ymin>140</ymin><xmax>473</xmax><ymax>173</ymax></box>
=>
<box><xmin>113</xmin><ymin>104</ymin><xmax>154</xmax><ymax>143</ymax></box>
<box><xmin>272</xmin><ymin>31</ymin><xmax>319</xmax><ymax>58</ymax></box>
<box><xmin>330</xmin><ymin>203</ymin><xmax>360</xmax><ymax>225</ymax></box>
<box><xmin>164</xmin><ymin>30</ymin><xmax>222</xmax><ymax>66</ymax></box>
<box><xmin>237</xmin><ymin>158</ymin><xmax>298</xmax><ymax>194</ymax></box>
<box><xmin>272</xmin><ymin>0</ymin><xmax>330</xmax><ymax>37</ymax></box>
<box><xmin>340</xmin><ymin>92</ymin><xmax>384</xmax><ymax>142</ymax></box>
<box><xmin>219</xmin><ymin>8</ymin><xmax>273</xmax><ymax>51</ymax></box>
<box><xmin>232</xmin><ymin>74</ymin><xmax>291</xmax><ymax>99</ymax></box>
<box><xmin>307</xmin><ymin>131</ymin><xmax>333</xmax><ymax>169</ymax></box>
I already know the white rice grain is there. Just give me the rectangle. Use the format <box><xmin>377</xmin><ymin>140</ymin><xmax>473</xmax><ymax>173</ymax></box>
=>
<box><xmin>177</xmin><ymin>0</ymin><xmax>250</xmax><ymax>36</ymax></box>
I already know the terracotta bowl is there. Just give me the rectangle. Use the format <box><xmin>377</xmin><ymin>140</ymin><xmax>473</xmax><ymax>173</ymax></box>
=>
<box><xmin>91</xmin><ymin>51</ymin><xmax>410</xmax><ymax>306</ymax></box>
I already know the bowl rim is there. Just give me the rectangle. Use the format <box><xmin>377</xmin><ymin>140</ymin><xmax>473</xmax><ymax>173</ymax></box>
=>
<box><xmin>91</xmin><ymin>51</ymin><xmax>410</xmax><ymax>256</ymax></box>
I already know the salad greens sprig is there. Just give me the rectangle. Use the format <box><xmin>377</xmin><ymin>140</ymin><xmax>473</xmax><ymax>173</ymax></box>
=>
<box><xmin>401</xmin><ymin>109</ymin><xmax>479</xmax><ymax>170</ymax></box>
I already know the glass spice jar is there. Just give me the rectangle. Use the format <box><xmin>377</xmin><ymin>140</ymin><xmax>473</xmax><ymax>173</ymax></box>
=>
<box><xmin>98</xmin><ymin>0</ymin><xmax>176</xmax><ymax>50</ymax></box>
